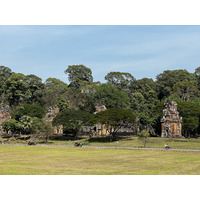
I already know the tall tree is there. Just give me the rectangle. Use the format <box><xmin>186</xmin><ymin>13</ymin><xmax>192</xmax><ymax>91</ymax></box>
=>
<box><xmin>65</xmin><ymin>65</ymin><xmax>93</xmax><ymax>90</ymax></box>
<box><xmin>44</xmin><ymin>78</ymin><xmax>68</xmax><ymax>108</ymax></box>
<box><xmin>4</xmin><ymin>73</ymin><xmax>31</xmax><ymax>105</ymax></box>
<box><xmin>105</xmin><ymin>72</ymin><xmax>135</xmax><ymax>91</ymax></box>
<box><xmin>156</xmin><ymin>69</ymin><xmax>196</xmax><ymax>100</ymax></box>
<box><xmin>26</xmin><ymin>74</ymin><xmax>45</xmax><ymax>105</ymax></box>
<box><xmin>93</xmin><ymin>83</ymin><xmax>130</xmax><ymax>109</ymax></box>
<box><xmin>0</xmin><ymin>65</ymin><xmax>12</xmax><ymax>91</ymax></box>
<box><xmin>177</xmin><ymin>102</ymin><xmax>200</xmax><ymax>138</ymax></box>
<box><xmin>130</xmin><ymin>78</ymin><xmax>158</xmax><ymax>125</ymax></box>
<box><xmin>194</xmin><ymin>66</ymin><xmax>200</xmax><ymax>90</ymax></box>
<box><xmin>171</xmin><ymin>80</ymin><xmax>200</xmax><ymax>101</ymax></box>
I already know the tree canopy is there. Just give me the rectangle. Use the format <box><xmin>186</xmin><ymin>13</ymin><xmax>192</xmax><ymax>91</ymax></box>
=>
<box><xmin>93</xmin><ymin>83</ymin><xmax>130</xmax><ymax>109</ymax></box>
<box><xmin>52</xmin><ymin>110</ymin><xmax>92</xmax><ymax>137</ymax></box>
<box><xmin>1</xmin><ymin>65</ymin><xmax>200</xmax><ymax>138</ymax></box>
<box><xmin>65</xmin><ymin>65</ymin><xmax>93</xmax><ymax>90</ymax></box>
<box><xmin>91</xmin><ymin>108</ymin><xmax>136</xmax><ymax>141</ymax></box>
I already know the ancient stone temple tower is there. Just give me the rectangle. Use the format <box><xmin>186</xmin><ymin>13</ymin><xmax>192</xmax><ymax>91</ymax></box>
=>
<box><xmin>161</xmin><ymin>99</ymin><xmax>182</xmax><ymax>137</ymax></box>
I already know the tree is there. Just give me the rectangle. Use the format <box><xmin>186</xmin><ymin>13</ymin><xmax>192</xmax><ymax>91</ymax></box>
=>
<box><xmin>156</xmin><ymin>69</ymin><xmax>196</xmax><ymax>100</ymax></box>
<box><xmin>56</xmin><ymin>97</ymin><xmax>69</xmax><ymax>112</ymax></box>
<box><xmin>3</xmin><ymin>119</ymin><xmax>21</xmax><ymax>134</ymax></box>
<box><xmin>171</xmin><ymin>80</ymin><xmax>200</xmax><ymax>101</ymax></box>
<box><xmin>44</xmin><ymin>78</ymin><xmax>68</xmax><ymax>108</ymax></box>
<box><xmin>38</xmin><ymin>121</ymin><xmax>54</xmax><ymax>143</ymax></box>
<box><xmin>30</xmin><ymin>117</ymin><xmax>43</xmax><ymax>136</ymax></box>
<box><xmin>177</xmin><ymin>102</ymin><xmax>200</xmax><ymax>137</ymax></box>
<box><xmin>62</xmin><ymin>89</ymin><xmax>86</xmax><ymax>110</ymax></box>
<box><xmin>13</xmin><ymin>104</ymin><xmax>46</xmax><ymax>120</ymax></box>
<box><xmin>105</xmin><ymin>72</ymin><xmax>135</xmax><ymax>91</ymax></box>
<box><xmin>93</xmin><ymin>83</ymin><xmax>130</xmax><ymax>109</ymax></box>
<box><xmin>92</xmin><ymin>108</ymin><xmax>136</xmax><ymax>141</ymax></box>
<box><xmin>138</xmin><ymin>130</ymin><xmax>149</xmax><ymax>148</ymax></box>
<box><xmin>129</xmin><ymin>78</ymin><xmax>158</xmax><ymax>125</ymax></box>
<box><xmin>0</xmin><ymin>66</ymin><xmax>12</xmax><ymax>96</ymax></box>
<box><xmin>4</xmin><ymin>73</ymin><xmax>31</xmax><ymax>105</ymax></box>
<box><xmin>52</xmin><ymin>110</ymin><xmax>92</xmax><ymax>137</ymax></box>
<box><xmin>19</xmin><ymin>115</ymin><xmax>33</xmax><ymax>134</ymax></box>
<box><xmin>65</xmin><ymin>65</ymin><xmax>93</xmax><ymax>90</ymax></box>
<box><xmin>26</xmin><ymin>74</ymin><xmax>45</xmax><ymax>105</ymax></box>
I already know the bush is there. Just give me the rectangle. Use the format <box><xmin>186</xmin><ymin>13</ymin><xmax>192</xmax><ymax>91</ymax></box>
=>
<box><xmin>13</xmin><ymin>104</ymin><xmax>46</xmax><ymax>120</ymax></box>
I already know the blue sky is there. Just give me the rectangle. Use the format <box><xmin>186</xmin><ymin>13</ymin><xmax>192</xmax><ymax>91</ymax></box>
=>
<box><xmin>0</xmin><ymin>25</ymin><xmax>200</xmax><ymax>84</ymax></box>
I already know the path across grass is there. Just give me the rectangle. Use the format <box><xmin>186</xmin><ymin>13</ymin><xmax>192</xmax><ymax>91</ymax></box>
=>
<box><xmin>1</xmin><ymin>136</ymin><xmax>200</xmax><ymax>150</ymax></box>
<box><xmin>1</xmin><ymin>143</ymin><xmax>200</xmax><ymax>152</ymax></box>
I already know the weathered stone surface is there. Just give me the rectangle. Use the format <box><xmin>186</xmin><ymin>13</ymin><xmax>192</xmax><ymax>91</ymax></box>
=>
<box><xmin>46</xmin><ymin>107</ymin><xmax>63</xmax><ymax>135</ymax></box>
<box><xmin>0</xmin><ymin>105</ymin><xmax>11</xmax><ymax>135</ymax></box>
<box><xmin>93</xmin><ymin>104</ymin><xmax>107</xmax><ymax>114</ymax></box>
<box><xmin>161</xmin><ymin>99</ymin><xmax>182</xmax><ymax>137</ymax></box>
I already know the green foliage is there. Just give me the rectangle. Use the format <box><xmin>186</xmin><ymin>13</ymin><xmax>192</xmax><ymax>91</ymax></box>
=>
<box><xmin>44</xmin><ymin>78</ymin><xmax>68</xmax><ymax>108</ymax></box>
<box><xmin>26</xmin><ymin>74</ymin><xmax>45</xmax><ymax>105</ymax></box>
<box><xmin>130</xmin><ymin>78</ymin><xmax>158</xmax><ymax>125</ymax></box>
<box><xmin>38</xmin><ymin>121</ymin><xmax>54</xmax><ymax>143</ymax></box>
<box><xmin>94</xmin><ymin>83</ymin><xmax>130</xmax><ymax>109</ymax></box>
<box><xmin>138</xmin><ymin>130</ymin><xmax>150</xmax><ymax>147</ymax></box>
<box><xmin>0</xmin><ymin>66</ymin><xmax>12</xmax><ymax>95</ymax></box>
<box><xmin>92</xmin><ymin>108</ymin><xmax>136</xmax><ymax>141</ymax></box>
<box><xmin>56</xmin><ymin>97</ymin><xmax>69</xmax><ymax>112</ymax></box>
<box><xmin>4</xmin><ymin>73</ymin><xmax>31</xmax><ymax>105</ymax></box>
<box><xmin>30</xmin><ymin>117</ymin><xmax>43</xmax><ymax>135</ymax></box>
<box><xmin>52</xmin><ymin>110</ymin><xmax>92</xmax><ymax>137</ymax></box>
<box><xmin>19</xmin><ymin>115</ymin><xmax>33</xmax><ymax>134</ymax></box>
<box><xmin>171</xmin><ymin>80</ymin><xmax>200</xmax><ymax>101</ymax></box>
<box><xmin>13</xmin><ymin>104</ymin><xmax>46</xmax><ymax>120</ymax></box>
<box><xmin>194</xmin><ymin>66</ymin><xmax>200</xmax><ymax>90</ymax></box>
<box><xmin>105</xmin><ymin>71</ymin><xmax>135</xmax><ymax>91</ymax></box>
<box><xmin>177</xmin><ymin>101</ymin><xmax>200</xmax><ymax>137</ymax></box>
<box><xmin>3</xmin><ymin>119</ymin><xmax>21</xmax><ymax>134</ymax></box>
<box><xmin>156</xmin><ymin>69</ymin><xmax>196</xmax><ymax>100</ymax></box>
<box><xmin>65</xmin><ymin>65</ymin><xmax>93</xmax><ymax>90</ymax></box>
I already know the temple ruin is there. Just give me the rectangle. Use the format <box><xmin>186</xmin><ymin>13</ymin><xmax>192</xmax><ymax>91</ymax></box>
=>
<box><xmin>0</xmin><ymin>105</ymin><xmax>11</xmax><ymax>135</ymax></box>
<box><xmin>46</xmin><ymin>107</ymin><xmax>63</xmax><ymax>135</ymax></box>
<box><xmin>161</xmin><ymin>99</ymin><xmax>182</xmax><ymax>137</ymax></box>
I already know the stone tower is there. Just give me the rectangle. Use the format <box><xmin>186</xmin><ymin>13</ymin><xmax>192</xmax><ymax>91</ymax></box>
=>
<box><xmin>161</xmin><ymin>99</ymin><xmax>182</xmax><ymax>137</ymax></box>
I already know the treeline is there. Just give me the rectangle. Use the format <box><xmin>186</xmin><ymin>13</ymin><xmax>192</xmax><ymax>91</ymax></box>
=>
<box><xmin>1</xmin><ymin>65</ymin><xmax>200</xmax><ymax>138</ymax></box>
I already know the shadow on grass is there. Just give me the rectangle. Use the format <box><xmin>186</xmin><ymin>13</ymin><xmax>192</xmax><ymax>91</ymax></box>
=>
<box><xmin>50</xmin><ymin>135</ymin><xmax>86</xmax><ymax>141</ymax></box>
<box><xmin>88</xmin><ymin>136</ymin><xmax>133</xmax><ymax>143</ymax></box>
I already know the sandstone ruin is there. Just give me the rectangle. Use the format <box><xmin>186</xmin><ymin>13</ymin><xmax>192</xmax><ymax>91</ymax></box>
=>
<box><xmin>0</xmin><ymin>105</ymin><xmax>11</xmax><ymax>135</ymax></box>
<box><xmin>46</xmin><ymin>107</ymin><xmax>63</xmax><ymax>135</ymax></box>
<box><xmin>161</xmin><ymin>99</ymin><xmax>182</xmax><ymax>137</ymax></box>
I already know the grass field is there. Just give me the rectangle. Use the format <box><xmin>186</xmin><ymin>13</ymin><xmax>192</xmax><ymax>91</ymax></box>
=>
<box><xmin>2</xmin><ymin>136</ymin><xmax>200</xmax><ymax>149</ymax></box>
<box><xmin>0</xmin><ymin>145</ymin><xmax>200</xmax><ymax>175</ymax></box>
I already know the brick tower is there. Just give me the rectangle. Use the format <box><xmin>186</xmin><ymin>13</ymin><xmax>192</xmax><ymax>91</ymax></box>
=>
<box><xmin>161</xmin><ymin>99</ymin><xmax>182</xmax><ymax>137</ymax></box>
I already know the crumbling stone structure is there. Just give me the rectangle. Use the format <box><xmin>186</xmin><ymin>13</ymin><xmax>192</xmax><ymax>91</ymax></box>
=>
<box><xmin>0</xmin><ymin>105</ymin><xmax>11</xmax><ymax>135</ymax></box>
<box><xmin>46</xmin><ymin>107</ymin><xmax>63</xmax><ymax>135</ymax></box>
<box><xmin>161</xmin><ymin>99</ymin><xmax>182</xmax><ymax>137</ymax></box>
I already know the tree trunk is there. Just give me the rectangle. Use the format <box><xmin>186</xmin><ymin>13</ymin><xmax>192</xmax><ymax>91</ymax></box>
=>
<box><xmin>110</xmin><ymin>134</ymin><xmax>113</xmax><ymax>142</ymax></box>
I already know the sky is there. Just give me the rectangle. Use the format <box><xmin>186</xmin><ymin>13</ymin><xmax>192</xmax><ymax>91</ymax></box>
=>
<box><xmin>0</xmin><ymin>25</ymin><xmax>200</xmax><ymax>84</ymax></box>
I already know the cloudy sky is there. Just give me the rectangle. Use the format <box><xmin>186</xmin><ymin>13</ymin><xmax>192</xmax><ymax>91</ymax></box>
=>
<box><xmin>0</xmin><ymin>25</ymin><xmax>200</xmax><ymax>83</ymax></box>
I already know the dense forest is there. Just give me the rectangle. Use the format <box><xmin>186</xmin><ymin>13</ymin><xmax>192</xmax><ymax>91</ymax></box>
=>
<box><xmin>1</xmin><ymin>64</ymin><xmax>200</xmax><ymax>138</ymax></box>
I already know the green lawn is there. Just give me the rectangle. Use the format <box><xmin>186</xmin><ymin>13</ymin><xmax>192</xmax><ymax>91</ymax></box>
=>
<box><xmin>0</xmin><ymin>145</ymin><xmax>200</xmax><ymax>175</ymax></box>
<box><xmin>1</xmin><ymin>135</ymin><xmax>200</xmax><ymax>149</ymax></box>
